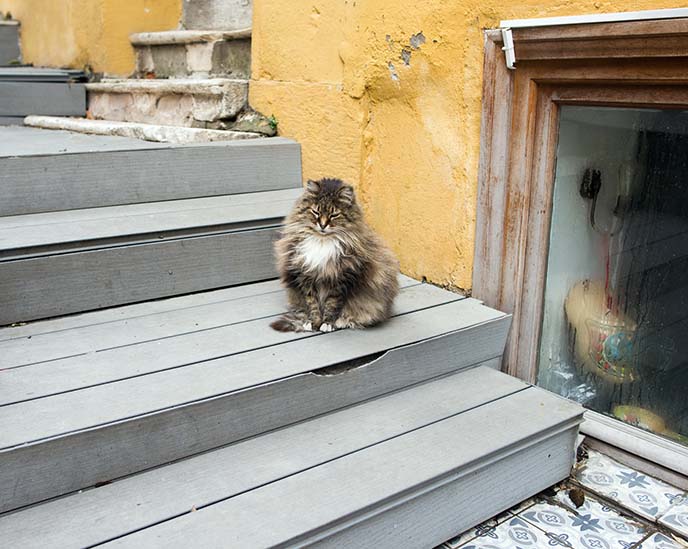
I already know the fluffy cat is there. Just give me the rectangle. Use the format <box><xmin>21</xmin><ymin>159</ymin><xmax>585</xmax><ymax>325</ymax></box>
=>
<box><xmin>271</xmin><ymin>178</ymin><xmax>399</xmax><ymax>332</ymax></box>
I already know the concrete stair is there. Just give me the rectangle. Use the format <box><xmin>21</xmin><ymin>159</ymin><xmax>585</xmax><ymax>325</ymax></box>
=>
<box><xmin>22</xmin><ymin>0</ymin><xmax>273</xmax><ymax>142</ymax></box>
<box><xmin>87</xmin><ymin>78</ymin><xmax>248</xmax><ymax>128</ymax></box>
<box><xmin>132</xmin><ymin>28</ymin><xmax>251</xmax><ymax>79</ymax></box>
<box><xmin>182</xmin><ymin>0</ymin><xmax>252</xmax><ymax>30</ymax></box>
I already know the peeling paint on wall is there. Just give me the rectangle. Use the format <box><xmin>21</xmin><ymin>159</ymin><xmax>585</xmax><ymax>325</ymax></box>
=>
<box><xmin>250</xmin><ymin>0</ymin><xmax>683</xmax><ymax>290</ymax></box>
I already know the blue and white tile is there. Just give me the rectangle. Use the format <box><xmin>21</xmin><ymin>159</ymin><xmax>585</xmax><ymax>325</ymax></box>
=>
<box><xmin>634</xmin><ymin>531</ymin><xmax>686</xmax><ymax>549</ymax></box>
<box><xmin>658</xmin><ymin>497</ymin><xmax>688</xmax><ymax>540</ymax></box>
<box><xmin>456</xmin><ymin>515</ymin><xmax>552</xmax><ymax>548</ymax></box>
<box><xmin>519</xmin><ymin>500</ymin><xmax>647</xmax><ymax>549</ymax></box>
<box><xmin>445</xmin><ymin>500</ymin><xmax>537</xmax><ymax>547</ymax></box>
<box><xmin>576</xmin><ymin>450</ymin><xmax>684</xmax><ymax>521</ymax></box>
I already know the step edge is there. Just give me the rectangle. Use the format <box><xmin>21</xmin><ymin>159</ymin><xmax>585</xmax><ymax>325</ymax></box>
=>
<box><xmin>294</xmin><ymin>421</ymin><xmax>581</xmax><ymax>548</ymax></box>
<box><xmin>23</xmin><ymin>116</ymin><xmax>261</xmax><ymax>144</ymax></box>
<box><xmin>130</xmin><ymin>28</ymin><xmax>252</xmax><ymax>46</ymax></box>
<box><xmin>0</xmin><ymin>311</ymin><xmax>508</xmax><ymax>452</ymax></box>
<box><xmin>86</xmin><ymin>78</ymin><xmax>248</xmax><ymax>94</ymax></box>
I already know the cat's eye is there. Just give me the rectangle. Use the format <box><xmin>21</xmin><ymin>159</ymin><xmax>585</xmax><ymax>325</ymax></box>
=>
<box><xmin>330</xmin><ymin>212</ymin><xmax>341</xmax><ymax>219</ymax></box>
<box><xmin>310</xmin><ymin>208</ymin><xmax>320</xmax><ymax>217</ymax></box>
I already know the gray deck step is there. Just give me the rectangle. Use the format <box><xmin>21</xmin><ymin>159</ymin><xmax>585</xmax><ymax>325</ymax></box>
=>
<box><xmin>131</xmin><ymin>29</ymin><xmax>251</xmax><ymax>79</ymax></box>
<box><xmin>87</xmin><ymin>78</ymin><xmax>247</xmax><ymax>127</ymax></box>
<box><xmin>0</xmin><ymin>280</ymin><xmax>513</xmax><ymax>513</ymax></box>
<box><xmin>0</xmin><ymin>189</ymin><xmax>301</xmax><ymax>324</ymax></box>
<box><xmin>0</xmin><ymin>21</ymin><xmax>20</xmax><ymax>65</ymax></box>
<box><xmin>0</xmin><ymin>367</ymin><xmax>582</xmax><ymax>548</ymax></box>
<box><xmin>0</xmin><ymin>126</ymin><xmax>301</xmax><ymax>215</ymax></box>
<box><xmin>0</xmin><ymin>81</ymin><xmax>85</xmax><ymax>117</ymax></box>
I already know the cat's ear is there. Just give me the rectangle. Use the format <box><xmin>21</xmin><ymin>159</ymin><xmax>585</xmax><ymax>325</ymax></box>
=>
<box><xmin>337</xmin><ymin>183</ymin><xmax>356</xmax><ymax>206</ymax></box>
<box><xmin>305</xmin><ymin>179</ymin><xmax>320</xmax><ymax>194</ymax></box>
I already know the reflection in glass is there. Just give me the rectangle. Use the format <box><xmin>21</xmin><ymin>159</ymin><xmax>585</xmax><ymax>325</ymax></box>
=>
<box><xmin>538</xmin><ymin>106</ymin><xmax>688</xmax><ymax>445</ymax></box>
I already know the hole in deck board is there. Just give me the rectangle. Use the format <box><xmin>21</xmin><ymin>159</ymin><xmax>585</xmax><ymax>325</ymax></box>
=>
<box><xmin>311</xmin><ymin>351</ymin><xmax>387</xmax><ymax>376</ymax></box>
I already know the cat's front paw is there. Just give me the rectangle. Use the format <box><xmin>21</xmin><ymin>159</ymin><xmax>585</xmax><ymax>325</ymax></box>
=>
<box><xmin>302</xmin><ymin>321</ymin><xmax>314</xmax><ymax>332</ymax></box>
<box><xmin>319</xmin><ymin>322</ymin><xmax>335</xmax><ymax>333</ymax></box>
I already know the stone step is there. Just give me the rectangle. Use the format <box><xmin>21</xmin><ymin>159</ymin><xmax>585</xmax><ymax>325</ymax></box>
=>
<box><xmin>182</xmin><ymin>0</ymin><xmax>252</xmax><ymax>31</ymax></box>
<box><xmin>131</xmin><ymin>29</ymin><xmax>251</xmax><ymax>79</ymax></box>
<box><xmin>87</xmin><ymin>77</ymin><xmax>247</xmax><ymax>127</ymax></box>
<box><xmin>24</xmin><ymin>115</ymin><xmax>260</xmax><ymax>143</ymax></box>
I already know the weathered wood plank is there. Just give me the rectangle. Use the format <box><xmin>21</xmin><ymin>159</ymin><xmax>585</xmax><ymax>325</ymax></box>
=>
<box><xmin>0</xmin><ymin>227</ymin><xmax>279</xmax><ymax>325</ymax></box>
<box><xmin>0</xmin><ymin>364</ymin><xmax>515</xmax><ymax>548</ymax></box>
<box><xmin>0</xmin><ymin>130</ymin><xmax>302</xmax><ymax>215</ymax></box>
<box><xmin>0</xmin><ymin>82</ymin><xmax>85</xmax><ymax>116</ymax></box>
<box><xmin>0</xmin><ymin>283</ymin><xmax>454</xmax><ymax>402</ymax></box>
<box><xmin>103</xmin><ymin>388</ymin><xmax>581</xmax><ymax>549</ymax></box>
<box><xmin>0</xmin><ymin>189</ymin><xmax>301</xmax><ymax>253</ymax></box>
<box><xmin>0</xmin><ymin>273</ymin><xmax>419</xmax><ymax>342</ymax></box>
<box><xmin>0</xmin><ymin>304</ymin><xmax>509</xmax><ymax>512</ymax></box>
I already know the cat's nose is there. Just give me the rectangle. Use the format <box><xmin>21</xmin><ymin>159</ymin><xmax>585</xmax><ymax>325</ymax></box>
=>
<box><xmin>318</xmin><ymin>217</ymin><xmax>329</xmax><ymax>229</ymax></box>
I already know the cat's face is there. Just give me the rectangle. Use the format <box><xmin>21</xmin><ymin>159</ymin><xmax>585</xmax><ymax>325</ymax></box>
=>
<box><xmin>295</xmin><ymin>178</ymin><xmax>360</xmax><ymax>236</ymax></box>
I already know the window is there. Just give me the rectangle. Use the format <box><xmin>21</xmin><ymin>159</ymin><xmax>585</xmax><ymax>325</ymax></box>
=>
<box><xmin>474</xmin><ymin>16</ymin><xmax>688</xmax><ymax>473</ymax></box>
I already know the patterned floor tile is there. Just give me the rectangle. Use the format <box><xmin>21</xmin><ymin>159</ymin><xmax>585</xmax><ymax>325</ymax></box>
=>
<box><xmin>576</xmin><ymin>450</ymin><xmax>685</xmax><ymax>521</ymax></box>
<box><xmin>445</xmin><ymin>510</ymin><xmax>514</xmax><ymax>547</ymax></box>
<box><xmin>658</xmin><ymin>497</ymin><xmax>688</xmax><ymax>540</ymax></box>
<box><xmin>634</xmin><ymin>531</ymin><xmax>686</xmax><ymax>549</ymax></box>
<box><xmin>455</xmin><ymin>515</ymin><xmax>553</xmax><ymax>548</ymax></box>
<box><xmin>445</xmin><ymin>500</ymin><xmax>538</xmax><ymax>547</ymax></box>
<box><xmin>519</xmin><ymin>500</ymin><xmax>647</xmax><ymax>548</ymax></box>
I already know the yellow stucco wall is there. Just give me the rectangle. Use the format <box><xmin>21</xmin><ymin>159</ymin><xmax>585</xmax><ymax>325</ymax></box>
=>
<box><xmin>250</xmin><ymin>0</ymin><xmax>683</xmax><ymax>291</ymax></box>
<box><xmin>0</xmin><ymin>0</ymin><xmax>180</xmax><ymax>75</ymax></box>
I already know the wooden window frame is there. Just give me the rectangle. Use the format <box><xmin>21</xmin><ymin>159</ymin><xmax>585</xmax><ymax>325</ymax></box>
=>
<box><xmin>474</xmin><ymin>18</ymin><xmax>688</xmax><ymax>474</ymax></box>
<box><xmin>474</xmin><ymin>18</ymin><xmax>688</xmax><ymax>385</ymax></box>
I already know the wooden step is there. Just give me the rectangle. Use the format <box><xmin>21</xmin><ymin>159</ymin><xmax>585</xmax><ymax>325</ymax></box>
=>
<box><xmin>0</xmin><ymin>367</ymin><xmax>582</xmax><ymax>548</ymax></box>
<box><xmin>0</xmin><ymin>188</ymin><xmax>301</xmax><ymax>324</ymax></box>
<box><xmin>131</xmin><ymin>29</ymin><xmax>251</xmax><ymax>79</ymax></box>
<box><xmin>0</xmin><ymin>126</ymin><xmax>301</xmax><ymax>215</ymax></box>
<box><xmin>87</xmin><ymin>78</ymin><xmax>247</xmax><ymax>127</ymax></box>
<box><xmin>0</xmin><ymin>21</ymin><xmax>20</xmax><ymax>65</ymax></box>
<box><xmin>0</xmin><ymin>280</ymin><xmax>512</xmax><ymax>513</ymax></box>
<box><xmin>0</xmin><ymin>67</ymin><xmax>86</xmax><ymax>119</ymax></box>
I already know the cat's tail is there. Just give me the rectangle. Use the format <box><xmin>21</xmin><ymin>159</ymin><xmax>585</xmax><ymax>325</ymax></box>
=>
<box><xmin>270</xmin><ymin>311</ymin><xmax>308</xmax><ymax>332</ymax></box>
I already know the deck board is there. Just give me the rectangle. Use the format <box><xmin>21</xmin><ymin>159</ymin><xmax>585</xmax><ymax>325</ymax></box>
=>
<box><xmin>0</xmin><ymin>82</ymin><xmax>85</xmax><ymax>117</ymax></box>
<box><xmin>0</xmin><ymin>128</ymin><xmax>302</xmax><ymax>216</ymax></box>
<box><xmin>0</xmin><ymin>189</ymin><xmax>301</xmax><ymax>253</ymax></box>
<box><xmin>0</xmin><ymin>227</ymin><xmax>280</xmax><ymax>324</ymax></box>
<box><xmin>103</xmin><ymin>388</ymin><xmax>581</xmax><ymax>548</ymax></box>
<box><xmin>0</xmin><ymin>365</ymin><xmax>518</xmax><ymax>548</ymax></box>
<box><xmin>0</xmin><ymin>283</ymin><xmax>462</xmax><ymax>409</ymax></box>
<box><xmin>0</xmin><ymin>288</ymin><xmax>509</xmax><ymax>513</ymax></box>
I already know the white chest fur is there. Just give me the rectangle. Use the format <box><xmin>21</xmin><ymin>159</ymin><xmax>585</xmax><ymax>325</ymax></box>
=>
<box><xmin>297</xmin><ymin>236</ymin><xmax>341</xmax><ymax>271</ymax></box>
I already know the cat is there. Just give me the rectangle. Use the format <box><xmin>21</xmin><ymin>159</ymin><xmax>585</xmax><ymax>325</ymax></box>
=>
<box><xmin>270</xmin><ymin>178</ymin><xmax>399</xmax><ymax>332</ymax></box>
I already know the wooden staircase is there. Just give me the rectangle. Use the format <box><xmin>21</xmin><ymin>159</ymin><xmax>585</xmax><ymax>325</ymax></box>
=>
<box><xmin>0</xmin><ymin>124</ymin><xmax>583</xmax><ymax>547</ymax></box>
<box><xmin>0</xmin><ymin>3</ymin><xmax>583</xmax><ymax>546</ymax></box>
